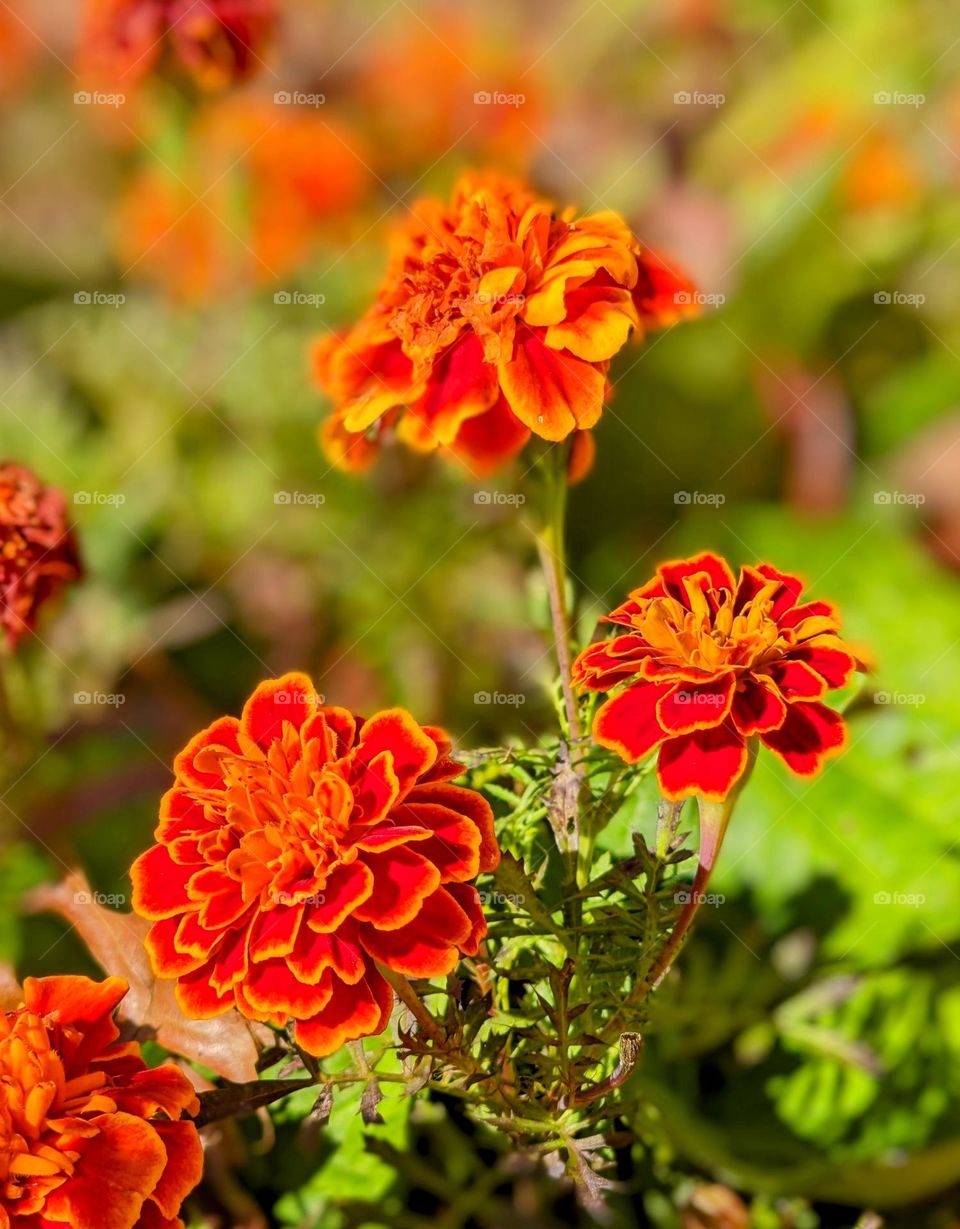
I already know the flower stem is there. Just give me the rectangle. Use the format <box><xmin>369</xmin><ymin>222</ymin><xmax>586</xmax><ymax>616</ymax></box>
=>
<box><xmin>641</xmin><ymin>793</ymin><xmax>736</xmax><ymax>992</ymax></box>
<box><xmin>534</xmin><ymin>446</ymin><xmax>581</xmax><ymax>744</ymax></box>
<box><xmin>378</xmin><ymin>965</ymin><xmax>451</xmax><ymax>1051</ymax></box>
<box><xmin>601</xmin><ymin>744</ymin><xmax>757</xmax><ymax>1042</ymax></box>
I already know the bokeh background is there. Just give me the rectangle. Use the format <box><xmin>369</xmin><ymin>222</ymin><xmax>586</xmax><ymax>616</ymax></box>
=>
<box><xmin>3</xmin><ymin>0</ymin><xmax>960</xmax><ymax>1225</ymax></box>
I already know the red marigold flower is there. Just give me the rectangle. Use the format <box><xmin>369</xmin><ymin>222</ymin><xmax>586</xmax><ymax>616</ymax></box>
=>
<box><xmin>0</xmin><ymin>462</ymin><xmax>81</xmax><ymax>651</ymax></box>
<box><xmin>80</xmin><ymin>0</ymin><xmax>276</xmax><ymax>91</ymax></box>
<box><xmin>130</xmin><ymin>674</ymin><xmax>500</xmax><ymax>1057</ymax></box>
<box><xmin>0</xmin><ymin>974</ymin><xmax>202</xmax><ymax>1229</ymax></box>
<box><xmin>313</xmin><ymin>170</ymin><xmax>697</xmax><ymax>477</ymax></box>
<box><xmin>572</xmin><ymin>553</ymin><xmax>860</xmax><ymax>801</ymax></box>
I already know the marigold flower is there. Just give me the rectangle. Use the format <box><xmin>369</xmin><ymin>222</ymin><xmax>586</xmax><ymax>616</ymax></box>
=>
<box><xmin>0</xmin><ymin>462</ymin><xmax>81</xmax><ymax>651</ymax></box>
<box><xmin>79</xmin><ymin>0</ymin><xmax>276</xmax><ymax>91</ymax></box>
<box><xmin>0</xmin><ymin>974</ymin><xmax>202</xmax><ymax>1229</ymax></box>
<box><xmin>573</xmin><ymin>552</ymin><xmax>860</xmax><ymax>801</ymax></box>
<box><xmin>313</xmin><ymin>170</ymin><xmax>697</xmax><ymax>477</ymax></box>
<box><xmin>131</xmin><ymin>673</ymin><xmax>500</xmax><ymax>1057</ymax></box>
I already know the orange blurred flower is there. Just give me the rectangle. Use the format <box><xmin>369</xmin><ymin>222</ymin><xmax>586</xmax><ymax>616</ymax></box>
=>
<box><xmin>314</xmin><ymin>170</ymin><xmax>697</xmax><ymax>477</ymax></box>
<box><xmin>573</xmin><ymin>553</ymin><xmax>860</xmax><ymax>800</ymax></box>
<box><xmin>131</xmin><ymin>673</ymin><xmax>500</xmax><ymax>1057</ymax></box>
<box><xmin>79</xmin><ymin>0</ymin><xmax>277</xmax><ymax>91</ymax></box>
<box><xmin>118</xmin><ymin>100</ymin><xmax>371</xmax><ymax>301</ymax></box>
<box><xmin>0</xmin><ymin>462</ymin><xmax>81</xmax><ymax>651</ymax></box>
<box><xmin>0</xmin><ymin>975</ymin><xmax>202</xmax><ymax>1229</ymax></box>
<box><xmin>840</xmin><ymin>131</ymin><xmax>922</xmax><ymax>213</ymax></box>
<box><xmin>355</xmin><ymin>17</ymin><xmax>542</xmax><ymax>174</ymax></box>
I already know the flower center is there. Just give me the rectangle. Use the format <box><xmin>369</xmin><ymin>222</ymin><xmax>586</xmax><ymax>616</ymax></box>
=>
<box><xmin>194</xmin><ymin>724</ymin><xmax>357</xmax><ymax>908</ymax></box>
<box><xmin>0</xmin><ymin>1013</ymin><xmax>94</xmax><ymax>1202</ymax></box>
<box><xmin>637</xmin><ymin>582</ymin><xmax>787</xmax><ymax>675</ymax></box>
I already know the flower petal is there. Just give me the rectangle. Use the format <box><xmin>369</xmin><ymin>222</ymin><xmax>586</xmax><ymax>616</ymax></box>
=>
<box><xmin>293</xmin><ymin>968</ymin><xmax>394</xmax><ymax>1057</ymax></box>
<box><xmin>761</xmin><ymin>701</ymin><xmax>847</xmax><ymax>776</ymax></box>
<box><xmin>592</xmin><ymin>683</ymin><xmax>671</xmax><ymax>763</ymax></box>
<box><xmin>358</xmin><ymin>887</ymin><xmax>472</xmax><ymax>977</ymax></box>
<box><xmin>241</xmin><ymin>672</ymin><xmax>319</xmax><ymax>746</ymax></box>
<box><xmin>656</xmin><ymin>675</ymin><xmax>735</xmax><ymax>735</ymax></box>
<box><xmin>499</xmin><ymin>328</ymin><xmax>605</xmax><ymax>440</ymax></box>
<box><xmin>130</xmin><ymin>845</ymin><xmax>195</xmax><ymax>920</ymax></box>
<box><xmin>351</xmin><ymin>847</ymin><xmax>441</xmax><ymax>929</ymax></box>
<box><xmin>731</xmin><ymin>679</ymin><xmax>787</xmax><ymax>736</ymax></box>
<box><xmin>656</xmin><ymin>722</ymin><xmax>748</xmax><ymax>801</ymax></box>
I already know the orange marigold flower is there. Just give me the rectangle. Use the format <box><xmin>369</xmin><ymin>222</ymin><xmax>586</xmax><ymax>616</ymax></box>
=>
<box><xmin>313</xmin><ymin>170</ymin><xmax>697</xmax><ymax>476</ymax></box>
<box><xmin>79</xmin><ymin>0</ymin><xmax>276</xmax><ymax>91</ymax></box>
<box><xmin>0</xmin><ymin>975</ymin><xmax>202</xmax><ymax>1229</ymax></box>
<box><xmin>130</xmin><ymin>673</ymin><xmax>500</xmax><ymax>1057</ymax></box>
<box><xmin>572</xmin><ymin>553</ymin><xmax>861</xmax><ymax>801</ymax></box>
<box><xmin>0</xmin><ymin>462</ymin><xmax>81</xmax><ymax>651</ymax></box>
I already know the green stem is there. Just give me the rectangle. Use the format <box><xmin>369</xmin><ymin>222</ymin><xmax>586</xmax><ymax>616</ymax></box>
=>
<box><xmin>534</xmin><ymin>446</ymin><xmax>581</xmax><ymax>745</ymax></box>
<box><xmin>641</xmin><ymin>792</ymin><xmax>736</xmax><ymax>992</ymax></box>
<box><xmin>601</xmin><ymin>741</ymin><xmax>757</xmax><ymax>1041</ymax></box>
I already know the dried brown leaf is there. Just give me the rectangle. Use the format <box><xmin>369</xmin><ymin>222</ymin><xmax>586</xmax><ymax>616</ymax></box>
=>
<box><xmin>25</xmin><ymin>870</ymin><xmax>272</xmax><ymax>1082</ymax></box>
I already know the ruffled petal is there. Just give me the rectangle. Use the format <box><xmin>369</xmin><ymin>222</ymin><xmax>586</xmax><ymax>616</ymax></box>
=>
<box><xmin>592</xmin><ymin>683</ymin><xmax>671</xmax><ymax>763</ymax></box>
<box><xmin>761</xmin><ymin>701</ymin><xmax>846</xmax><ymax>776</ymax></box>
<box><xmin>656</xmin><ymin>722</ymin><xmax>748</xmax><ymax>802</ymax></box>
<box><xmin>499</xmin><ymin>328</ymin><xmax>605</xmax><ymax>440</ymax></box>
<box><xmin>656</xmin><ymin>675</ymin><xmax>735</xmax><ymax>735</ymax></box>
<box><xmin>293</xmin><ymin>968</ymin><xmax>394</xmax><ymax>1057</ymax></box>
